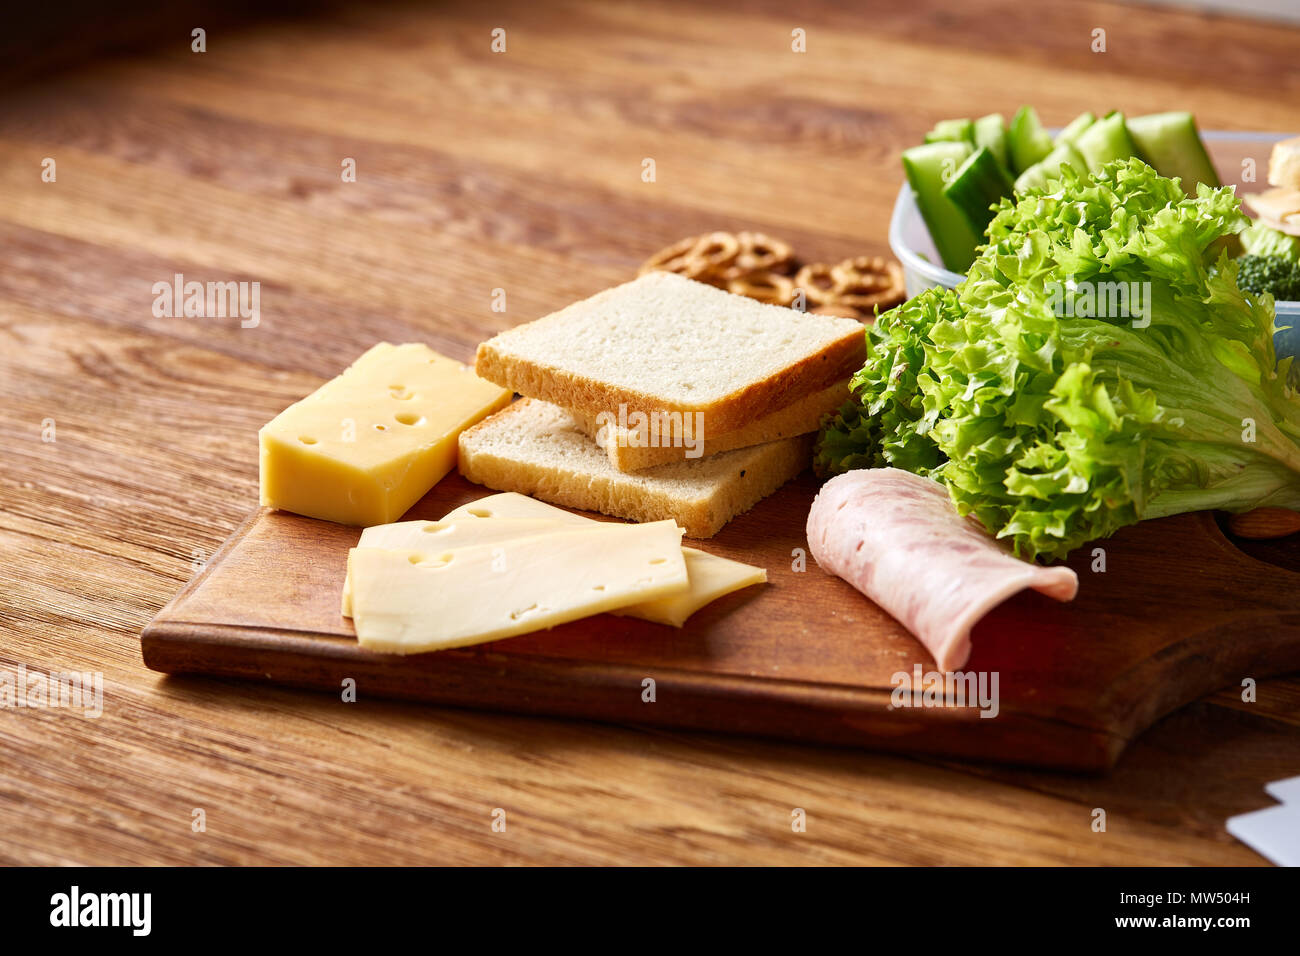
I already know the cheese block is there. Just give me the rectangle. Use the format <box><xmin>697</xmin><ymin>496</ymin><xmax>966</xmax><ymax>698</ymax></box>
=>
<box><xmin>441</xmin><ymin>492</ymin><xmax>768</xmax><ymax>626</ymax></box>
<box><xmin>259</xmin><ymin>343</ymin><xmax>512</xmax><ymax>526</ymax></box>
<box><xmin>340</xmin><ymin>517</ymin><xmax>563</xmax><ymax>616</ymax></box>
<box><xmin>348</xmin><ymin>521</ymin><xmax>689</xmax><ymax>653</ymax></box>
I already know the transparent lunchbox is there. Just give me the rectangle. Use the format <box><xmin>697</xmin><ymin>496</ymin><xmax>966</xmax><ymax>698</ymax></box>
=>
<box><xmin>888</xmin><ymin>130</ymin><xmax>1300</xmax><ymax>361</ymax></box>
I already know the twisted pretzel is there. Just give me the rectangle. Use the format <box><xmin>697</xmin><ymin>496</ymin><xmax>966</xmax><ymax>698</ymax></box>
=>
<box><xmin>792</xmin><ymin>263</ymin><xmax>843</xmax><ymax>306</ymax></box>
<box><xmin>638</xmin><ymin>235</ymin><xmax>709</xmax><ymax>279</ymax></box>
<box><xmin>733</xmin><ymin>231</ymin><xmax>794</xmax><ymax>275</ymax></box>
<box><xmin>727</xmin><ymin>271</ymin><xmax>794</xmax><ymax>306</ymax></box>
<box><xmin>689</xmin><ymin>232</ymin><xmax>741</xmax><ymax>273</ymax></box>
<box><xmin>640</xmin><ymin>233</ymin><xmax>905</xmax><ymax>320</ymax></box>
<box><xmin>831</xmin><ymin>255</ymin><xmax>902</xmax><ymax>291</ymax></box>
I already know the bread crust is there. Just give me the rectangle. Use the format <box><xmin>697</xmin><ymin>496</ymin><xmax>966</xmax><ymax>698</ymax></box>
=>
<box><xmin>473</xmin><ymin>272</ymin><xmax>866</xmax><ymax>437</ymax></box>
<box><xmin>571</xmin><ymin>380</ymin><xmax>849</xmax><ymax>472</ymax></box>
<box><xmin>458</xmin><ymin>400</ymin><xmax>813</xmax><ymax>538</ymax></box>
<box><xmin>476</xmin><ymin>332</ymin><xmax>861</xmax><ymax>437</ymax></box>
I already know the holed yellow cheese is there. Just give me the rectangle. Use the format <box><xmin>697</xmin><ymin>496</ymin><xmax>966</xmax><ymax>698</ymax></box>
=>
<box><xmin>349</xmin><ymin>521</ymin><xmax>689</xmax><ymax>653</ymax></box>
<box><xmin>259</xmin><ymin>343</ymin><xmax>511</xmax><ymax>526</ymax></box>
<box><xmin>438</xmin><ymin>492</ymin><xmax>767</xmax><ymax>627</ymax></box>
<box><xmin>340</xmin><ymin>517</ymin><xmax>564</xmax><ymax>616</ymax></box>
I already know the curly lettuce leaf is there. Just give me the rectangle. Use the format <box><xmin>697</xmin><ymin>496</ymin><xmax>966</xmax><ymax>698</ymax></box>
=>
<box><xmin>817</xmin><ymin>158</ymin><xmax>1300</xmax><ymax>561</ymax></box>
<box><xmin>814</xmin><ymin>286</ymin><xmax>955</xmax><ymax>477</ymax></box>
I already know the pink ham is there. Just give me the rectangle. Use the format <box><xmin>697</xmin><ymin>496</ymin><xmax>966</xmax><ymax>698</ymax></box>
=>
<box><xmin>806</xmin><ymin>468</ymin><xmax>1078</xmax><ymax>671</ymax></box>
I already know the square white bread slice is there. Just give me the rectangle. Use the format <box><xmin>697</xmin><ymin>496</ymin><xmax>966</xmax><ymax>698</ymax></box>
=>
<box><xmin>474</xmin><ymin>272</ymin><xmax>865</xmax><ymax>437</ymax></box>
<box><xmin>571</xmin><ymin>379</ymin><xmax>849</xmax><ymax>472</ymax></box>
<box><xmin>458</xmin><ymin>399</ymin><xmax>813</xmax><ymax>538</ymax></box>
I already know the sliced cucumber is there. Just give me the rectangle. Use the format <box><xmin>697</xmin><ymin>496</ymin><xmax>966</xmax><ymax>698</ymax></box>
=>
<box><xmin>1054</xmin><ymin>111</ymin><xmax>1095</xmax><ymax>147</ymax></box>
<box><xmin>1013</xmin><ymin>143</ymin><xmax>1086</xmax><ymax>194</ymax></box>
<box><xmin>902</xmin><ymin>141</ymin><xmax>981</xmax><ymax>273</ymax></box>
<box><xmin>925</xmin><ymin>118</ymin><xmax>975</xmax><ymax>145</ymax></box>
<box><xmin>1008</xmin><ymin>106</ymin><xmax>1054</xmax><ymax>174</ymax></box>
<box><xmin>1127</xmin><ymin>111</ymin><xmax>1220</xmax><ymax>192</ymax></box>
<box><xmin>974</xmin><ymin>113</ymin><xmax>1010</xmax><ymax>171</ymax></box>
<box><xmin>1074</xmin><ymin>112</ymin><xmax>1139</xmax><ymax>174</ymax></box>
<box><xmin>943</xmin><ymin>147</ymin><xmax>1014</xmax><ymax>236</ymax></box>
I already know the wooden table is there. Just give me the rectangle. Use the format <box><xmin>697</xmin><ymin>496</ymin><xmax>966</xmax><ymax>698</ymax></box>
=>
<box><xmin>2</xmin><ymin>0</ymin><xmax>1298</xmax><ymax>866</ymax></box>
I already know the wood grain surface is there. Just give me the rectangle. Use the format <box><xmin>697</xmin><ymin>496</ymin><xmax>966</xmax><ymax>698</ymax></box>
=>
<box><xmin>3</xmin><ymin>0</ymin><xmax>1300</xmax><ymax>865</ymax></box>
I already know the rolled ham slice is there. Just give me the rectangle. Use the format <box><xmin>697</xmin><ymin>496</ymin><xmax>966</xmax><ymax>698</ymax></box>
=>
<box><xmin>807</xmin><ymin>468</ymin><xmax>1078</xmax><ymax>671</ymax></box>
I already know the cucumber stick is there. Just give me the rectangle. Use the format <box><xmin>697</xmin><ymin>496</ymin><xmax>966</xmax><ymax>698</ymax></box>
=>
<box><xmin>1055</xmin><ymin>111</ymin><xmax>1095</xmax><ymax>147</ymax></box>
<box><xmin>974</xmin><ymin>113</ymin><xmax>1010</xmax><ymax>170</ymax></box>
<box><xmin>943</xmin><ymin>147</ymin><xmax>1014</xmax><ymax>235</ymax></box>
<box><xmin>902</xmin><ymin>141</ymin><xmax>981</xmax><ymax>273</ymax></box>
<box><xmin>1127</xmin><ymin>111</ymin><xmax>1220</xmax><ymax>191</ymax></box>
<box><xmin>1008</xmin><ymin>106</ymin><xmax>1053</xmax><ymax>173</ymax></box>
<box><xmin>1013</xmin><ymin>143</ymin><xmax>1086</xmax><ymax>194</ymax></box>
<box><xmin>925</xmin><ymin>118</ymin><xmax>975</xmax><ymax>145</ymax></box>
<box><xmin>1074</xmin><ymin>112</ymin><xmax>1139</xmax><ymax>173</ymax></box>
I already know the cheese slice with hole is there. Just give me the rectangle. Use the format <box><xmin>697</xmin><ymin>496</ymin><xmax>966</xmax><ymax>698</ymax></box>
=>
<box><xmin>341</xmin><ymin>504</ymin><xmax>767</xmax><ymax>626</ymax></box>
<box><xmin>442</xmin><ymin>492</ymin><xmax>767</xmax><ymax>626</ymax></box>
<box><xmin>259</xmin><ymin>343</ymin><xmax>512</xmax><ymax>526</ymax></box>
<box><xmin>340</xmin><ymin>517</ymin><xmax>565</xmax><ymax>616</ymax></box>
<box><xmin>349</xmin><ymin>521</ymin><xmax>689</xmax><ymax>653</ymax></box>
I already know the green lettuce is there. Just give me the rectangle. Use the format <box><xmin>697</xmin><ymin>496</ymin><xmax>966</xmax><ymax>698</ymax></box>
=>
<box><xmin>815</xmin><ymin>158</ymin><xmax>1300</xmax><ymax>561</ymax></box>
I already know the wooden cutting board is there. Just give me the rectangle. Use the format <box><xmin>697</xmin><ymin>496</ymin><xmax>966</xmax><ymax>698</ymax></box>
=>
<box><xmin>140</xmin><ymin>473</ymin><xmax>1300</xmax><ymax>771</ymax></box>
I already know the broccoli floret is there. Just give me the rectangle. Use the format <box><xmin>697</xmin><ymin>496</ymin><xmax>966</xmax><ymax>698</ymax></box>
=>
<box><xmin>1237</xmin><ymin>254</ymin><xmax>1300</xmax><ymax>301</ymax></box>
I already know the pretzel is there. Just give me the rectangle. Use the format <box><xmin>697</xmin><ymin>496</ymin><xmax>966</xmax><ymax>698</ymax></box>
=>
<box><xmin>733</xmin><ymin>232</ymin><xmax>794</xmax><ymax>275</ymax></box>
<box><xmin>831</xmin><ymin>255</ymin><xmax>902</xmax><ymax>289</ymax></box>
<box><xmin>640</xmin><ymin>234</ymin><xmax>906</xmax><ymax>317</ymax></box>
<box><xmin>689</xmin><ymin>232</ymin><xmax>741</xmax><ymax>273</ymax></box>
<box><xmin>727</xmin><ymin>271</ymin><xmax>794</xmax><ymax>306</ymax></box>
<box><xmin>792</xmin><ymin>263</ymin><xmax>843</xmax><ymax>306</ymax></box>
<box><xmin>638</xmin><ymin>235</ymin><xmax>710</xmax><ymax>279</ymax></box>
<box><xmin>829</xmin><ymin>256</ymin><xmax>905</xmax><ymax>311</ymax></box>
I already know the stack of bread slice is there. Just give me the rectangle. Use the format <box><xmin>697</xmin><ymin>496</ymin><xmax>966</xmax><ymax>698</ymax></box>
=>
<box><xmin>459</xmin><ymin>272</ymin><xmax>865</xmax><ymax>537</ymax></box>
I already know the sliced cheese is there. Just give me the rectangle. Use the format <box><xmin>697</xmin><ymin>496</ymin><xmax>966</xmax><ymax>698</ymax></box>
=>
<box><xmin>629</xmin><ymin>549</ymin><xmax>766</xmax><ymax>627</ymax></box>
<box><xmin>442</xmin><ymin>492</ymin><xmax>768</xmax><ymax>626</ymax></box>
<box><xmin>1244</xmin><ymin>187</ymin><xmax>1300</xmax><ymax>236</ymax></box>
<box><xmin>349</xmin><ymin>521</ymin><xmax>689</xmax><ymax>653</ymax></box>
<box><xmin>340</xmin><ymin>517</ymin><xmax>565</xmax><ymax>616</ymax></box>
<box><xmin>442</xmin><ymin>492</ymin><xmax>597</xmax><ymax>525</ymax></box>
<box><xmin>259</xmin><ymin>343</ymin><xmax>512</xmax><ymax>526</ymax></box>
